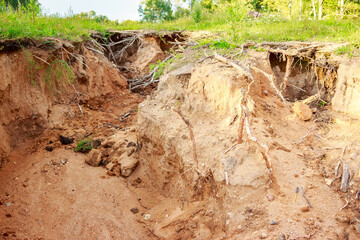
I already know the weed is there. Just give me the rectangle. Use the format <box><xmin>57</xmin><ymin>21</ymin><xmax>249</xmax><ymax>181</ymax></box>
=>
<box><xmin>149</xmin><ymin>52</ymin><xmax>182</xmax><ymax>79</ymax></box>
<box><xmin>335</xmin><ymin>44</ymin><xmax>358</xmax><ymax>58</ymax></box>
<box><xmin>319</xmin><ymin>100</ymin><xmax>327</xmax><ymax>107</ymax></box>
<box><xmin>43</xmin><ymin>59</ymin><xmax>75</xmax><ymax>95</ymax></box>
<box><xmin>22</xmin><ymin>47</ymin><xmax>43</xmax><ymax>86</ymax></box>
<box><xmin>76</xmin><ymin>138</ymin><xmax>94</xmax><ymax>152</ymax></box>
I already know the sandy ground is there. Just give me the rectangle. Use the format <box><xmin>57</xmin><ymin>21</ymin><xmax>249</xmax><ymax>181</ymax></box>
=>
<box><xmin>1</xmin><ymin>41</ymin><xmax>360</xmax><ymax>240</ymax></box>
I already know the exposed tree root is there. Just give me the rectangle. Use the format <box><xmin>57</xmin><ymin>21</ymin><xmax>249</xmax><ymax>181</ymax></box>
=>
<box><xmin>251</xmin><ymin>66</ymin><xmax>287</xmax><ymax>105</ymax></box>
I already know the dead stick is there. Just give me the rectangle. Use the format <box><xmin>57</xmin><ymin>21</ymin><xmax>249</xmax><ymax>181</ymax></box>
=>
<box><xmin>173</xmin><ymin>109</ymin><xmax>199</xmax><ymax>168</ymax></box>
<box><xmin>301</xmin><ymin>187</ymin><xmax>312</xmax><ymax>208</ymax></box>
<box><xmin>340</xmin><ymin>199</ymin><xmax>349</xmax><ymax>211</ymax></box>
<box><xmin>224</xmin><ymin>143</ymin><xmax>238</xmax><ymax>154</ymax></box>
<box><xmin>297</xmin><ymin>128</ymin><xmax>316</xmax><ymax>146</ymax></box>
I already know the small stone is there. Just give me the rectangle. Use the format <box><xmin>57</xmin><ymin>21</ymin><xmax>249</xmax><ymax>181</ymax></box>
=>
<box><xmin>45</xmin><ymin>146</ymin><xmax>54</xmax><ymax>152</ymax></box>
<box><xmin>130</xmin><ymin>208</ymin><xmax>139</xmax><ymax>214</ymax></box>
<box><xmin>59</xmin><ymin>135</ymin><xmax>74</xmax><ymax>145</ymax></box>
<box><xmin>266</xmin><ymin>194</ymin><xmax>274</xmax><ymax>202</ymax></box>
<box><xmin>5</xmin><ymin>214</ymin><xmax>12</xmax><ymax>218</ymax></box>
<box><xmin>260</xmin><ymin>233</ymin><xmax>267</xmax><ymax>239</ymax></box>
<box><xmin>23</xmin><ymin>183</ymin><xmax>29</xmax><ymax>188</ymax></box>
<box><xmin>5</xmin><ymin>203</ymin><xmax>11</xmax><ymax>207</ymax></box>
<box><xmin>335</xmin><ymin>213</ymin><xmax>350</xmax><ymax>223</ymax></box>
<box><xmin>144</xmin><ymin>214</ymin><xmax>150</xmax><ymax>220</ymax></box>
<box><xmin>293</xmin><ymin>102</ymin><xmax>312</xmax><ymax>121</ymax></box>
<box><xmin>300</xmin><ymin>206</ymin><xmax>310</xmax><ymax>213</ymax></box>
<box><xmin>350</xmin><ymin>152</ymin><xmax>358</xmax><ymax>160</ymax></box>
<box><xmin>270</xmin><ymin>220</ymin><xmax>278</xmax><ymax>225</ymax></box>
<box><xmin>85</xmin><ymin>149</ymin><xmax>102</xmax><ymax>167</ymax></box>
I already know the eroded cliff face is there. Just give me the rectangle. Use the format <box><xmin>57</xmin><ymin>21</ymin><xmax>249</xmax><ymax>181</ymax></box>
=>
<box><xmin>2</xmin><ymin>35</ymin><xmax>360</xmax><ymax>239</ymax></box>
<box><xmin>0</xmin><ymin>40</ymin><xmax>128</xmax><ymax>167</ymax></box>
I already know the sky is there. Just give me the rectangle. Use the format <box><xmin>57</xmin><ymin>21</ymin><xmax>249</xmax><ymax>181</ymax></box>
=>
<box><xmin>38</xmin><ymin>0</ymin><xmax>143</xmax><ymax>21</ymax></box>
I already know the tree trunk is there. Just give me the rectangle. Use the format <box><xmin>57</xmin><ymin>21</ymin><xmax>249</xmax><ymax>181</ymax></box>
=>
<box><xmin>340</xmin><ymin>0</ymin><xmax>344</xmax><ymax>19</ymax></box>
<box><xmin>318</xmin><ymin>0</ymin><xmax>323</xmax><ymax>20</ymax></box>
<box><xmin>300</xmin><ymin>0</ymin><xmax>303</xmax><ymax>20</ymax></box>
<box><xmin>312</xmin><ymin>0</ymin><xmax>317</xmax><ymax>20</ymax></box>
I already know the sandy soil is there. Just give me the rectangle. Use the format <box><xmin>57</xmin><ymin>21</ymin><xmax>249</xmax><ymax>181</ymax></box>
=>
<box><xmin>1</xmin><ymin>38</ymin><xmax>360</xmax><ymax>240</ymax></box>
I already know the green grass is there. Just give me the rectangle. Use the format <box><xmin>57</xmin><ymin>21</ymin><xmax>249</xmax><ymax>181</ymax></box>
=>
<box><xmin>1</xmin><ymin>9</ymin><xmax>360</xmax><ymax>44</ymax></box>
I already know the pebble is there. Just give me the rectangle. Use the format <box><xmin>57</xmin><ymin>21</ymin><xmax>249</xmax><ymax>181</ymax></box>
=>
<box><xmin>260</xmin><ymin>233</ymin><xmax>267</xmax><ymax>239</ymax></box>
<box><xmin>300</xmin><ymin>206</ymin><xmax>310</xmax><ymax>213</ymax></box>
<box><xmin>130</xmin><ymin>208</ymin><xmax>139</xmax><ymax>214</ymax></box>
<box><xmin>5</xmin><ymin>203</ymin><xmax>11</xmax><ymax>207</ymax></box>
<box><xmin>350</xmin><ymin>152</ymin><xmax>358</xmax><ymax>160</ymax></box>
<box><xmin>270</xmin><ymin>220</ymin><xmax>278</xmax><ymax>225</ymax></box>
<box><xmin>144</xmin><ymin>213</ymin><xmax>151</xmax><ymax>220</ymax></box>
<box><xmin>266</xmin><ymin>194</ymin><xmax>274</xmax><ymax>202</ymax></box>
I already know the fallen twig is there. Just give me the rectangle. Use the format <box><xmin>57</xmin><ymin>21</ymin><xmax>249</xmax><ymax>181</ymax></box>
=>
<box><xmin>129</xmin><ymin>54</ymin><xmax>173</xmax><ymax>90</ymax></box>
<box><xmin>297</xmin><ymin>128</ymin><xmax>316</xmax><ymax>146</ymax></box>
<box><xmin>224</xmin><ymin>143</ymin><xmax>238</xmax><ymax>154</ymax></box>
<box><xmin>173</xmin><ymin>109</ymin><xmax>199</xmax><ymax>168</ymax></box>
<box><xmin>297</xmin><ymin>119</ymin><xmax>319</xmax><ymax>146</ymax></box>
<box><xmin>301</xmin><ymin>187</ymin><xmax>312</xmax><ymax>208</ymax></box>
<box><xmin>340</xmin><ymin>198</ymin><xmax>349</xmax><ymax>211</ymax></box>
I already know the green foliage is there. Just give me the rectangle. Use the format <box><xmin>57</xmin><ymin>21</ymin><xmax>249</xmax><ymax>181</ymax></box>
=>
<box><xmin>149</xmin><ymin>52</ymin><xmax>182</xmax><ymax>79</ymax></box>
<box><xmin>174</xmin><ymin>6</ymin><xmax>190</xmax><ymax>19</ymax></box>
<box><xmin>43</xmin><ymin>59</ymin><xmax>75</xmax><ymax>94</ymax></box>
<box><xmin>191</xmin><ymin>1</ymin><xmax>202</xmax><ymax>23</ymax></box>
<box><xmin>318</xmin><ymin>100</ymin><xmax>327</xmax><ymax>107</ymax></box>
<box><xmin>335</xmin><ymin>44</ymin><xmax>359</xmax><ymax>58</ymax></box>
<box><xmin>76</xmin><ymin>138</ymin><xmax>94</xmax><ymax>152</ymax></box>
<box><xmin>138</xmin><ymin>0</ymin><xmax>173</xmax><ymax>22</ymax></box>
<box><xmin>22</xmin><ymin>46</ymin><xmax>42</xmax><ymax>86</ymax></box>
<box><xmin>199</xmin><ymin>38</ymin><xmax>237</xmax><ymax>49</ymax></box>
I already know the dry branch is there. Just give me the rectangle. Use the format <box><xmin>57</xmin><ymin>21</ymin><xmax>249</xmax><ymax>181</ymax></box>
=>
<box><xmin>129</xmin><ymin>54</ymin><xmax>173</xmax><ymax>90</ymax></box>
<box><xmin>173</xmin><ymin>109</ymin><xmax>199</xmax><ymax>168</ymax></box>
<box><xmin>297</xmin><ymin>128</ymin><xmax>316</xmax><ymax>145</ymax></box>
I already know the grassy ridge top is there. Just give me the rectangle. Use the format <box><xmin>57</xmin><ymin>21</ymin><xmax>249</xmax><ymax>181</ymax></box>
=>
<box><xmin>1</xmin><ymin>9</ymin><xmax>360</xmax><ymax>43</ymax></box>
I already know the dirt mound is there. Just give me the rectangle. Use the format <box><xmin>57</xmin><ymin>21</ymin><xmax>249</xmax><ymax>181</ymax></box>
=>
<box><xmin>137</xmin><ymin>59</ymin><xmax>271</xmax><ymax>201</ymax></box>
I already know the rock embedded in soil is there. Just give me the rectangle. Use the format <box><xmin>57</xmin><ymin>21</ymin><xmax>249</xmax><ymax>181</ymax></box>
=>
<box><xmin>270</xmin><ymin>220</ymin><xmax>278</xmax><ymax>225</ymax></box>
<box><xmin>59</xmin><ymin>135</ymin><xmax>74</xmax><ymax>145</ymax></box>
<box><xmin>293</xmin><ymin>102</ymin><xmax>312</xmax><ymax>121</ymax></box>
<box><xmin>300</xmin><ymin>206</ymin><xmax>310</xmax><ymax>212</ymax></box>
<box><xmin>45</xmin><ymin>146</ymin><xmax>53</xmax><ymax>152</ymax></box>
<box><xmin>130</xmin><ymin>208</ymin><xmax>139</xmax><ymax>214</ymax></box>
<box><xmin>85</xmin><ymin>149</ymin><xmax>102</xmax><ymax>167</ymax></box>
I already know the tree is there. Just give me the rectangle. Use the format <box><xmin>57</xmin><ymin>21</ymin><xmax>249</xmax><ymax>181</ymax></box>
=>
<box><xmin>4</xmin><ymin>0</ymin><xmax>31</xmax><ymax>9</ymax></box>
<box><xmin>138</xmin><ymin>0</ymin><xmax>174</xmax><ymax>22</ymax></box>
